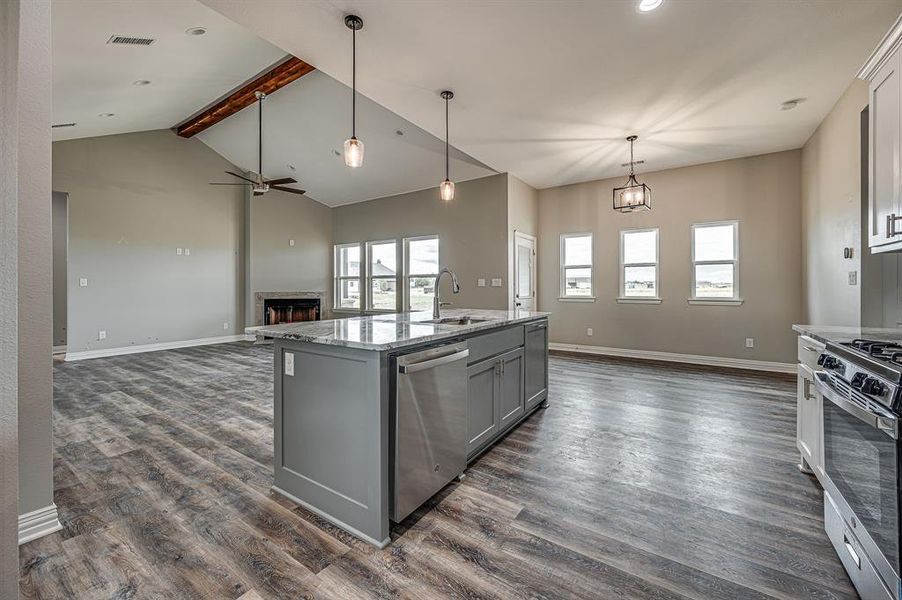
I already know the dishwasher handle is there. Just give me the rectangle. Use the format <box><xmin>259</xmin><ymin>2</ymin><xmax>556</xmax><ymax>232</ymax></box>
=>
<box><xmin>399</xmin><ymin>349</ymin><xmax>470</xmax><ymax>374</ymax></box>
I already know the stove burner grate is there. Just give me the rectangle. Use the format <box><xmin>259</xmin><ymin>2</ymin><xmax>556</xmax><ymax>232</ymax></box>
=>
<box><xmin>845</xmin><ymin>339</ymin><xmax>902</xmax><ymax>364</ymax></box>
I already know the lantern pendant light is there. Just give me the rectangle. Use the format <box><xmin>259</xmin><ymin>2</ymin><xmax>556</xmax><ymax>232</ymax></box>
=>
<box><xmin>440</xmin><ymin>90</ymin><xmax>455</xmax><ymax>201</ymax></box>
<box><xmin>343</xmin><ymin>15</ymin><xmax>365</xmax><ymax>168</ymax></box>
<box><xmin>613</xmin><ymin>135</ymin><xmax>651</xmax><ymax>212</ymax></box>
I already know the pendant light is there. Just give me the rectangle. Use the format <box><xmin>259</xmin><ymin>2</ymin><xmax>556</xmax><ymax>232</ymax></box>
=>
<box><xmin>440</xmin><ymin>90</ymin><xmax>455</xmax><ymax>201</ymax></box>
<box><xmin>613</xmin><ymin>135</ymin><xmax>651</xmax><ymax>212</ymax></box>
<box><xmin>343</xmin><ymin>14</ymin><xmax>364</xmax><ymax>168</ymax></box>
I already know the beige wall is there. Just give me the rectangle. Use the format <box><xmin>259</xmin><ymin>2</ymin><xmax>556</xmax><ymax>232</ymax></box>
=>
<box><xmin>801</xmin><ymin>79</ymin><xmax>868</xmax><ymax>326</ymax></box>
<box><xmin>17</xmin><ymin>0</ymin><xmax>53</xmax><ymax>521</ymax></box>
<box><xmin>507</xmin><ymin>174</ymin><xmax>539</xmax><ymax>309</ymax></box>
<box><xmin>538</xmin><ymin>150</ymin><xmax>803</xmax><ymax>364</ymax></box>
<box><xmin>332</xmin><ymin>174</ymin><xmax>510</xmax><ymax>311</ymax></box>
<box><xmin>53</xmin><ymin>130</ymin><xmax>246</xmax><ymax>352</ymax></box>
<box><xmin>248</xmin><ymin>188</ymin><xmax>333</xmax><ymax>322</ymax></box>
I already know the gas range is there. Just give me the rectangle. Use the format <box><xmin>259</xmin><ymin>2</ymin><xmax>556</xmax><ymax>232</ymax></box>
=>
<box><xmin>820</xmin><ymin>338</ymin><xmax>902</xmax><ymax>413</ymax></box>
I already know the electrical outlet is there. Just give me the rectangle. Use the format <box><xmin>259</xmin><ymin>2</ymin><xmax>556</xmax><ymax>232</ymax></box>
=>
<box><xmin>185</xmin><ymin>248</ymin><xmax>191</xmax><ymax>256</ymax></box>
<box><xmin>745</xmin><ymin>338</ymin><xmax>754</xmax><ymax>348</ymax></box>
<box><xmin>79</xmin><ymin>277</ymin><xmax>88</xmax><ymax>287</ymax></box>
<box><xmin>289</xmin><ymin>239</ymin><xmax>295</xmax><ymax>247</ymax></box>
<box><xmin>98</xmin><ymin>330</ymin><xmax>107</xmax><ymax>341</ymax></box>
<box><xmin>223</xmin><ymin>322</ymin><xmax>229</xmax><ymax>330</ymax></box>
<box><xmin>177</xmin><ymin>248</ymin><xmax>183</xmax><ymax>255</ymax></box>
<box><xmin>848</xmin><ymin>271</ymin><xmax>858</xmax><ymax>286</ymax></box>
<box><xmin>587</xmin><ymin>327</ymin><xmax>594</xmax><ymax>337</ymax></box>
<box><xmin>477</xmin><ymin>278</ymin><xmax>486</xmax><ymax>287</ymax></box>
<box><xmin>284</xmin><ymin>352</ymin><xmax>295</xmax><ymax>377</ymax></box>
<box><xmin>491</xmin><ymin>278</ymin><xmax>503</xmax><ymax>287</ymax></box>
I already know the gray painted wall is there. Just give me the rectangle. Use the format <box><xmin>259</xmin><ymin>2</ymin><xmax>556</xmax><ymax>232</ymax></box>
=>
<box><xmin>1</xmin><ymin>0</ymin><xmax>20</xmax><ymax>594</ymax></box>
<box><xmin>52</xmin><ymin>191</ymin><xmax>67</xmax><ymax>347</ymax></box>
<box><xmin>247</xmin><ymin>189</ymin><xmax>333</xmax><ymax>324</ymax></box>
<box><xmin>18</xmin><ymin>0</ymin><xmax>53</xmax><ymax>520</ymax></box>
<box><xmin>507</xmin><ymin>174</ymin><xmax>539</xmax><ymax>309</ymax></box>
<box><xmin>332</xmin><ymin>174</ymin><xmax>510</xmax><ymax>311</ymax></box>
<box><xmin>801</xmin><ymin>79</ymin><xmax>867</xmax><ymax>327</ymax></box>
<box><xmin>538</xmin><ymin>150</ymin><xmax>803</xmax><ymax>364</ymax></box>
<box><xmin>52</xmin><ymin>130</ymin><xmax>247</xmax><ymax>352</ymax></box>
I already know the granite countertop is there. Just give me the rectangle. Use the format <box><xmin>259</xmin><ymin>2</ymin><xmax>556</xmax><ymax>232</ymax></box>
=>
<box><xmin>247</xmin><ymin>308</ymin><xmax>551</xmax><ymax>351</ymax></box>
<box><xmin>793</xmin><ymin>324</ymin><xmax>902</xmax><ymax>346</ymax></box>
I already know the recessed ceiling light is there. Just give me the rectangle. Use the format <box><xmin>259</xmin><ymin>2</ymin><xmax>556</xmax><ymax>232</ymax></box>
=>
<box><xmin>638</xmin><ymin>0</ymin><xmax>663</xmax><ymax>11</ymax></box>
<box><xmin>780</xmin><ymin>97</ymin><xmax>806</xmax><ymax>111</ymax></box>
<box><xmin>98</xmin><ymin>113</ymin><xmax>115</xmax><ymax>118</ymax></box>
<box><xmin>185</xmin><ymin>27</ymin><xmax>207</xmax><ymax>36</ymax></box>
<box><xmin>132</xmin><ymin>79</ymin><xmax>151</xmax><ymax>86</ymax></box>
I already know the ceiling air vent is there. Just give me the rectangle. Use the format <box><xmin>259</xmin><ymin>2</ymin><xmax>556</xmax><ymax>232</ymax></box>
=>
<box><xmin>106</xmin><ymin>35</ymin><xmax>155</xmax><ymax>46</ymax></box>
<box><xmin>51</xmin><ymin>123</ymin><xmax>77</xmax><ymax>129</ymax></box>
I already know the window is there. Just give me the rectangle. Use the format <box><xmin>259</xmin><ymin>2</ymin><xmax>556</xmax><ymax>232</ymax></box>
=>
<box><xmin>620</xmin><ymin>228</ymin><xmax>659</xmax><ymax>302</ymax></box>
<box><xmin>560</xmin><ymin>233</ymin><xmax>593</xmax><ymax>298</ymax></box>
<box><xmin>366</xmin><ymin>240</ymin><xmax>398</xmax><ymax>311</ymax></box>
<box><xmin>404</xmin><ymin>236</ymin><xmax>440</xmax><ymax>311</ymax></box>
<box><xmin>334</xmin><ymin>243</ymin><xmax>362</xmax><ymax>310</ymax></box>
<box><xmin>691</xmin><ymin>221</ymin><xmax>740</xmax><ymax>302</ymax></box>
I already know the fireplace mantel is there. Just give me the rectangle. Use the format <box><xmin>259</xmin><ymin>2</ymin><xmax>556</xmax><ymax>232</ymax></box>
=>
<box><xmin>254</xmin><ymin>291</ymin><xmax>326</xmax><ymax>326</ymax></box>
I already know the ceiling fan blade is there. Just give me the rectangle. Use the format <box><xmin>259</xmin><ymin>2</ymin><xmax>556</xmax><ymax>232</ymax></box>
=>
<box><xmin>271</xmin><ymin>185</ymin><xmax>307</xmax><ymax>195</ymax></box>
<box><xmin>225</xmin><ymin>170</ymin><xmax>258</xmax><ymax>184</ymax></box>
<box><xmin>209</xmin><ymin>182</ymin><xmax>252</xmax><ymax>186</ymax></box>
<box><xmin>265</xmin><ymin>177</ymin><xmax>297</xmax><ymax>185</ymax></box>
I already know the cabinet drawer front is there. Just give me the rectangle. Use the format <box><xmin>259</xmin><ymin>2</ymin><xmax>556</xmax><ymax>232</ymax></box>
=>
<box><xmin>468</xmin><ymin>325</ymin><xmax>525</xmax><ymax>365</ymax></box>
<box><xmin>797</xmin><ymin>335</ymin><xmax>824</xmax><ymax>371</ymax></box>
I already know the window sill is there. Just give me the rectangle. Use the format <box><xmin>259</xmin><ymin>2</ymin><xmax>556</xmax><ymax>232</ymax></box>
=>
<box><xmin>687</xmin><ymin>298</ymin><xmax>744</xmax><ymax>306</ymax></box>
<box><xmin>558</xmin><ymin>296</ymin><xmax>596</xmax><ymax>303</ymax></box>
<box><xmin>617</xmin><ymin>297</ymin><xmax>662</xmax><ymax>304</ymax></box>
<box><xmin>332</xmin><ymin>308</ymin><xmax>362</xmax><ymax>314</ymax></box>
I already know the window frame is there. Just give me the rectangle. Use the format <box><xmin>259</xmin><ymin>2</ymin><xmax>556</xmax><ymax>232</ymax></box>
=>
<box><xmin>333</xmin><ymin>242</ymin><xmax>363</xmax><ymax>313</ymax></box>
<box><xmin>365</xmin><ymin>239</ymin><xmax>399</xmax><ymax>313</ymax></box>
<box><xmin>403</xmin><ymin>235</ymin><xmax>440</xmax><ymax>312</ymax></box>
<box><xmin>618</xmin><ymin>227</ymin><xmax>661</xmax><ymax>304</ymax></box>
<box><xmin>689</xmin><ymin>220</ymin><xmax>742</xmax><ymax>305</ymax></box>
<box><xmin>559</xmin><ymin>232</ymin><xmax>595</xmax><ymax>301</ymax></box>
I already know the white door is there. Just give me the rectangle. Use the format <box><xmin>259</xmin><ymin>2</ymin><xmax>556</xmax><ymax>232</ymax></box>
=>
<box><xmin>514</xmin><ymin>232</ymin><xmax>536</xmax><ymax>311</ymax></box>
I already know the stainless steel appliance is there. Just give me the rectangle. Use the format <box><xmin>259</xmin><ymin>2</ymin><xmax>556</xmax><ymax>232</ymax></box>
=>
<box><xmin>816</xmin><ymin>339</ymin><xmax>902</xmax><ymax>600</ymax></box>
<box><xmin>392</xmin><ymin>341</ymin><xmax>469</xmax><ymax>522</ymax></box>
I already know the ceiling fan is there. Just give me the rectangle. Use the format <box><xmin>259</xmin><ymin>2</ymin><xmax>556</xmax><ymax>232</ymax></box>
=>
<box><xmin>209</xmin><ymin>91</ymin><xmax>306</xmax><ymax>197</ymax></box>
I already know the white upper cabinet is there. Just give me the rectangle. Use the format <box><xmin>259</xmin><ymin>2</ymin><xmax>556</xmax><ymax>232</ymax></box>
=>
<box><xmin>863</xmin><ymin>17</ymin><xmax>902</xmax><ymax>253</ymax></box>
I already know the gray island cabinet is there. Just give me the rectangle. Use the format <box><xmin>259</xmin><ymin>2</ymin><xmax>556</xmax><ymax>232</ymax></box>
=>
<box><xmin>249</xmin><ymin>309</ymin><xmax>550</xmax><ymax>547</ymax></box>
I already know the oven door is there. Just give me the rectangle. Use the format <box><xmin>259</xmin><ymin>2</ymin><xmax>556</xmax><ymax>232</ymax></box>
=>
<box><xmin>816</xmin><ymin>370</ymin><xmax>901</xmax><ymax>587</ymax></box>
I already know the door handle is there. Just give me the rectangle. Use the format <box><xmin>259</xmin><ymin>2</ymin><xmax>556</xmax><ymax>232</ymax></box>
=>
<box><xmin>399</xmin><ymin>349</ymin><xmax>470</xmax><ymax>374</ymax></box>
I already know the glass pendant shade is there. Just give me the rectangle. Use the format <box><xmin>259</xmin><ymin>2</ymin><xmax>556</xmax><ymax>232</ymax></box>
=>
<box><xmin>344</xmin><ymin>136</ymin><xmax>364</xmax><ymax>168</ymax></box>
<box><xmin>613</xmin><ymin>176</ymin><xmax>651</xmax><ymax>212</ymax></box>
<box><xmin>440</xmin><ymin>178</ymin><xmax>455</xmax><ymax>201</ymax></box>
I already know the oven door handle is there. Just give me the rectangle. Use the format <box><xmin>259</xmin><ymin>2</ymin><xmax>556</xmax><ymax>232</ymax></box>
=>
<box><xmin>814</xmin><ymin>371</ymin><xmax>899</xmax><ymax>439</ymax></box>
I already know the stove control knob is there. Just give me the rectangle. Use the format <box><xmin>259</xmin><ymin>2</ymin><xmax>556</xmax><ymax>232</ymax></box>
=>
<box><xmin>820</xmin><ymin>356</ymin><xmax>843</xmax><ymax>371</ymax></box>
<box><xmin>862</xmin><ymin>378</ymin><xmax>887</xmax><ymax>397</ymax></box>
<box><xmin>817</xmin><ymin>354</ymin><xmax>828</xmax><ymax>366</ymax></box>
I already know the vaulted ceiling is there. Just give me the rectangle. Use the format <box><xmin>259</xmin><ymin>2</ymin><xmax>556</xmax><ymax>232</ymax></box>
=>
<box><xmin>198</xmin><ymin>0</ymin><xmax>902</xmax><ymax>189</ymax></box>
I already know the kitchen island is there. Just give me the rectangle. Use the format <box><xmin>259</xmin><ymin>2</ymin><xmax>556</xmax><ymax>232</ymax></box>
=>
<box><xmin>249</xmin><ymin>308</ymin><xmax>550</xmax><ymax>547</ymax></box>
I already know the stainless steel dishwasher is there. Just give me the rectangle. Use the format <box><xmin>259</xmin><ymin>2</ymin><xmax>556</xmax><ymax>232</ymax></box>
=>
<box><xmin>392</xmin><ymin>341</ymin><xmax>469</xmax><ymax>522</ymax></box>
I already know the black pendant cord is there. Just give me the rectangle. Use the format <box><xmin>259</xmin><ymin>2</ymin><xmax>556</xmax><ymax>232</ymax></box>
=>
<box><xmin>629</xmin><ymin>138</ymin><xmax>634</xmax><ymax>177</ymax></box>
<box><xmin>445</xmin><ymin>95</ymin><xmax>450</xmax><ymax>180</ymax></box>
<box><xmin>258</xmin><ymin>94</ymin><xmax>263</xmax><ymax>177</ymax></box>
<box><xmin>351</xmin><ymin>26</ymin><xmax>356</xmax><ymax>139</ymax></box>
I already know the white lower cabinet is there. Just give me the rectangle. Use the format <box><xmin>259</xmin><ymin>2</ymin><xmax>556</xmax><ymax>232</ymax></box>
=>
<box><xmin>797</xmin><ymin>363</ymin><xmax>824</xmax><ymax>480</ymax></box>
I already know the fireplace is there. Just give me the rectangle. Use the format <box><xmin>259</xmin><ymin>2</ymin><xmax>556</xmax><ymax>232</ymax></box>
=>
<box><xmin>254</xmin><ymin>291</ymin><xmax>326</xmax><ymax>326</ymax></box>
<box><xmin>263</xmin><ymin>297</ymin><xmax>320</xmax><ymax>325</ymax></box>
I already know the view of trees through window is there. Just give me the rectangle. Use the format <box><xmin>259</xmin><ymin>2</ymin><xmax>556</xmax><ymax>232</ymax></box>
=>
<box><xmin>368</xmin><ymin>241</ymin><xmax>397</xmax><ymax>310</ymax></box>
<box><xmin>336</xmin><ymin>244</ymin><xmax>360</xmax><ymax>309</ymax></box>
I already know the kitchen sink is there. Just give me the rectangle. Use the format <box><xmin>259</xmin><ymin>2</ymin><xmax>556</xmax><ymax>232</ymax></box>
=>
<box><xmin>426</xmin><ymin>316</ymin><xmax>491</xmax><ymax>326</ymax></box>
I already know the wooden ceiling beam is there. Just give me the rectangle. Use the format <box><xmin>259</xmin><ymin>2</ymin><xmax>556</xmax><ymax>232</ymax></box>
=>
<box><xmin>175</xmin><ymin>56</ymin><xmax>315</xmax><ymax>138</ymax></box>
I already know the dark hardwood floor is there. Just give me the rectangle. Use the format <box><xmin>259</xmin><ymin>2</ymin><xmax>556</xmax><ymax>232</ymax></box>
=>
<box><xmin>19</xmin><ymin>343</ymin><xmax>856</xmax><ymax>599</ymax></box>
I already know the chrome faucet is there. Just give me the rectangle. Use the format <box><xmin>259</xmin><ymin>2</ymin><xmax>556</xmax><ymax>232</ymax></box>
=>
<box><xmin>433</xmin><ymin>268</ymin><xmax>460</xmax><ymax>319</ymax></box>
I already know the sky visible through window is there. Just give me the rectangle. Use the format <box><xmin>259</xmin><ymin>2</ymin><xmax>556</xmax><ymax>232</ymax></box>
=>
<box><xmin>694</xmin><ymin>224</ymin><xmax>736</xmax><ymax>297</ymax></box>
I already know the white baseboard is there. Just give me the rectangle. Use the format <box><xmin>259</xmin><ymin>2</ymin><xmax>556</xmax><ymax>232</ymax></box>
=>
<box><xmin>549</xmin><ymin>342</ymin><xmax>796</xmax><ymax>374</ymax></box>
<box><xmin>19</xmin><ymin>504</ymin><xmax>62</xmax><ymax>545</ymax></box>
<box><xmin>65</xmin><ymin>334</ymin><xmax>253</xmax><ymax>362</ymax></box>
<box><xmin>52</xmin><ymin>345</ymin><xmax>66</xmax><ymax>355</ymax></box>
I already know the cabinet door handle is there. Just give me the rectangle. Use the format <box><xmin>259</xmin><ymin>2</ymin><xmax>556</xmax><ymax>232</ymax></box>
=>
<box><xmin>888</xmin><ymin>213</ymin><xmax>902</xmax><ymax>238</ymax></box>
<box><xmin>803</xmin><ymin>377</ymin><xmax>814</xmax><ymax>400</ymax></box>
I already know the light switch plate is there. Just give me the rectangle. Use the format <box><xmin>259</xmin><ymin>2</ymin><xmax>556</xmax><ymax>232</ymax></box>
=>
<box><xmin>177</xmin><ymin>248</ymin><xmax>183</xmax><ymax>256</ymax></box>
<box><xmin>289</xmin><ymin>239</ymin><xmax>295</xmax><ymax>247</ymax></box>
<box><xmin>491</xmin><ymin>278</ymin><xmax>502</xmax><ymax>287</ymax></box>
<box><xmin>185</xmin><ymin>248</ymin><xmax>191</xmax><ymax>256</ymax></box>
<box><xmin>98</xmin><ymin>330</ymin><xmax>107</xmax><ymax>341</ymax></box>
<box><xmin>284</xmin><ymin>352</ymin><xmax>295</xmax><ymax>376</ymax></box>
<box><xmin>586</xmin><ymin>327</ymin><xmax>593</xmax><ymax>336</ymax></box>
<box><xmin>848</xmin><ymin>271</ymin><xmax>858</xmax><ymax>286</ymax></box>
<box><xmin>79</xmin><ymin>277</ymin><xmax>88</xmax><ymax>287</ymax></box>
<box><xmin>223</xmin><ymin>322</ymin><xmax>229</xmax><ymax>330</ymax></box>
<box><xmin>745</xmin><ymin>338</ymin><xmax>754</xmax><ymax>348</ymax></box>
<box><xmin>477</xmin><ymin>278</ymin><xmax>486</xmax><ymax>287</ymax></box>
